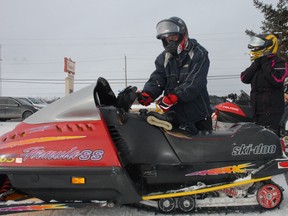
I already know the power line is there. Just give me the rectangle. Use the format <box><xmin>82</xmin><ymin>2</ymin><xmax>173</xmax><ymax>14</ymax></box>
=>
<box><xmin>0</xmin><ymin>32</ymin><xmax>246</xmax><ymax>41</ymax></box>
<box><xmin>0</xmin><ymin>75</ymin><xmax>241</xmax><ymax>85</ymax></box>
<box><xmin>1</xmin><ymin>56</ymin><xmax>247</xmax><ymax>66</ymax></box>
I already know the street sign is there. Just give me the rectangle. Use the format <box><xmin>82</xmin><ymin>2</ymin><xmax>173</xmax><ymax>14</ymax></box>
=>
<box><xmin>64</xmin><ymin>57</ymin><xmax>75</xmax><ymax>75</ymax></box>
<box><xmin>64</xmin><ymin>57</ymin><xmax>75</xmax><ymax>95</ymax></box>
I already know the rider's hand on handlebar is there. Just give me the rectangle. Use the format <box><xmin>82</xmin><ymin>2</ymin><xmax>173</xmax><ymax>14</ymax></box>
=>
<box><xmin>138</xmin><ymin>92</ymin><xmax>153</xmax><ymax>106</ymax></box>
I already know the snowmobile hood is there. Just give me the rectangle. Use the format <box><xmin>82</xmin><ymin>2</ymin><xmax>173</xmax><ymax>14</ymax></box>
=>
<box><xmin>24</xmin><ymin>84</ymin><xmax>101</xmax><ymax>124</ymax></box>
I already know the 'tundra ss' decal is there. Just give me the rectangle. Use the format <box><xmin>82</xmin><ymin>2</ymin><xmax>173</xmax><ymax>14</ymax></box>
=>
<box><xmin>232</xmin><ymin>143</ymin><xmax>276</xmax><ymax>156</ymax></box>
<box><xmin>19</xmin><ymin>146</ymin><xmax>104</xmax><ymax>162</ymax></box>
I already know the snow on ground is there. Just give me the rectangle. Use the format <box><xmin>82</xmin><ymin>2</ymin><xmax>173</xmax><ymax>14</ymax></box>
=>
<box><xmin>0</xmin><ymin>122</ymin><xmax>288</xmax><ymax>216</ymax></box>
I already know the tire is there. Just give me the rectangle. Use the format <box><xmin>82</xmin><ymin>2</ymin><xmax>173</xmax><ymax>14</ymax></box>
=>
<box><xmin>22</xmin><ymin>111</ymin><xmax>33</xmax><ymax>120</ymax></box>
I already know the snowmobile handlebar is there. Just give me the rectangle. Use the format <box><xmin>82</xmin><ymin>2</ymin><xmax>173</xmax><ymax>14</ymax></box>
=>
<box><xmin>116</xmin><ymin>86</ymin><xmax>138</xmax><ymax>112</ymax></box>
<box><xmin>94</xmin><ymin>77</ymin><xmax>138</xmax><ymax>112</ymax></box>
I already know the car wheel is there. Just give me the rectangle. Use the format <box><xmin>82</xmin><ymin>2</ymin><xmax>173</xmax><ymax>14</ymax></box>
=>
<box><xmin>22</xmin><ymin>111</ymin><xmax>33</xmax><ymax>120</ymax></box>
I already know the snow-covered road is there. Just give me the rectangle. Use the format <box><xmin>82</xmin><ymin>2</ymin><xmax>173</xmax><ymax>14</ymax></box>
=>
<box><xmin>0</xmin><ymin>122</ymin><xmax>288</xmax><ymax>216</ymax></box>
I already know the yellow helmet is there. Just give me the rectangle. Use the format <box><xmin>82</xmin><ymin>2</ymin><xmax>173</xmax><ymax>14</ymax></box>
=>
<box><xmin>248</xmin><ymin>34</ymin><xmax>279</xmax><ymax>61</ymax></box>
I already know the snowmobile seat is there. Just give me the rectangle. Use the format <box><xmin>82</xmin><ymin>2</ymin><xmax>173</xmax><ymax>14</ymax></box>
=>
<box><xmin>164</xmin><ymin>122</ymin><xmax>282</xmax><ymax>163</ymax></box>
<box><xmin>166</xmin><ymin>123</ymin><xmax>242</xmax><ymax>139</ymax></box>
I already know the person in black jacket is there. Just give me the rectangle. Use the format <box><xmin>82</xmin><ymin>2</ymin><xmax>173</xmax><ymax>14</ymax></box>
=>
<box><xmin>138</xmin><ymin>17</ymin><xmax>212</xmax><ymax>135</ymax></box>
<box><xmin>241</xmin><ymin>34</ymin><xmax>287</xmax><ymax>135</ymax></box>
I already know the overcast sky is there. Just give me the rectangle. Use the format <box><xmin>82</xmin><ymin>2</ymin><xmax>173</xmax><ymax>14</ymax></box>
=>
<box><xmin>0</xmin><ymin>0</ymin><xmax>279</xmax><ymax>98</ymax></box>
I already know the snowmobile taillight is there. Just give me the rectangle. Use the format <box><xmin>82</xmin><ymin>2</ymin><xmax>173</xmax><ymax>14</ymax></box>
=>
<box><xmin>278</xmin><ymin>162</ymin><xmax>288</xmax><ymax>168</ymax></box>
<box><xmin>71</xmin><ymin>177</ymin><xmax>86</xmax><ymax>184</ymax></box>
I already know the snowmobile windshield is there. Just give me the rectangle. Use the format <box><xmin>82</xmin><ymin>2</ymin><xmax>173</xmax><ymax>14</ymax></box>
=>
<box><xmin>248</xmin><ymin>36</ymin><xmax>265</xmax><ymax>49</ymax></box>
<box><xmin>156</xmin><ymin>20</ymin><xmax>180</xmax><ymax>39</ymax></box>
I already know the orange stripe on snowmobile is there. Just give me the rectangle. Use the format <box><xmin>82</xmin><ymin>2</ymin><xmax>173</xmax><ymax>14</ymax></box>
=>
<box><xmin>28</xmin><ymin>204</ymin><xmax>69</xmax><ymax>210</ymax></box>
<box><xmin>0</xmin><ymin>204</ymin><xmax>70</xmax><ymax>212</ymax></box>
<box><xmin>0</xmin><ymin>136</ymin><xmax>86</xmax><ymax>150</ymax></box>
<box><xmin>185</xmin><ymin>163</ymin><xmax>253</xmax><ymax>176</ymax></box>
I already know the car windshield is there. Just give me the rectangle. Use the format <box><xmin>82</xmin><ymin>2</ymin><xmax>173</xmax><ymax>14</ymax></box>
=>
<box><xmin>16</xmin><ymin>98</ymin><xmax>33</xmax><ymax>106</ymax></box>
<box><xmin>28</xmin><ymin>97</ymin><xmax>44</xmax><ymax>104</ymax></box>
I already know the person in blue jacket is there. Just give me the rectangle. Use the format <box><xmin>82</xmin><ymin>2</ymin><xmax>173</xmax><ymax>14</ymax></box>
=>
<box><xmin>138</xmin><ymin>16</ymin><xmax>212</xmax><ymax>135</ymax></box>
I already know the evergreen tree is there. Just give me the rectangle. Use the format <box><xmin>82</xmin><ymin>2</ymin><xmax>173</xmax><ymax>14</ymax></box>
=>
<box><xmin>245</xmin><ymin>0</ymin><xmax>288</xmax><ymax>62</ymax></box>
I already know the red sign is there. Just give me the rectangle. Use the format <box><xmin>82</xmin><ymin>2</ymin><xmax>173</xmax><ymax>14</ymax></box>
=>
<box><xmin>64</xmin><ymin>57</ymin><xmax>75</xmax><ymax>75</ymax></box>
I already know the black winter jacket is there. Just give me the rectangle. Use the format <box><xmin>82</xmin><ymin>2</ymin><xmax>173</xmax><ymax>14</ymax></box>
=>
<box><xmin>240</xmin><ymin>55</ymin><xmax>287</xmax><ymax>116</ymax></box>
<box><xmin>143</xmin><ymin>38</ymin><xmax>212</xmax><ymax>125</ymax></box>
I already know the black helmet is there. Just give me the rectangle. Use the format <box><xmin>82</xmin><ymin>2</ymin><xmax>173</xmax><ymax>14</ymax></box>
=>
<box><xmin>156</xmin><ymin>17</ymin><xmax>189</xmax><ymax>54</ymax></box>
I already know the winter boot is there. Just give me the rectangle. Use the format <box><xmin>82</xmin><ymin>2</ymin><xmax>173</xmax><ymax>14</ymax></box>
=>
<box><xmin>147</xmin><ymin>111</ymin><xmax>174</xmax><ymax>130</ymax></box>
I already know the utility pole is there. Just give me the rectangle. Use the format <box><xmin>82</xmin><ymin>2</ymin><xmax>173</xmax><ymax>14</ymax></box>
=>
<box><xmin>0</xmin><ymin>44</ymin><xmax>2</xmax><ymax>96</ymax></box>
<box><xmin>124</xmin><ymin>55</ymin><xmax>127</xmax><ymax>87</ymax></box>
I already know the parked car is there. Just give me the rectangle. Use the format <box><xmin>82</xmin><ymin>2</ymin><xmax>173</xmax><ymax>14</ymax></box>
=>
<box><xmin>0</xmin><ymin>97</ymin><xmax>39</xmax><ymax>121</ymax></box>
<box><xmin>17</xmin><ymin>97</ymin><xmax>47</xmax><ymax>109</ymax></box>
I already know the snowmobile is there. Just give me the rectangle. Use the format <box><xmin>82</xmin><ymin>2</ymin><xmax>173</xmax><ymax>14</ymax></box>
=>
<box><xmin>0</xmin><ymin>77</ymin><xmax>288</xmax><ymax>215</ymax></box>
<box><xmin>213</xmin><ymin>90</ymin><xmax>252</xmax><ymax>124</ymax></box>
<box><xmin>213</xmin><ymin>90</ymin><xmax>288</xmax><ymax>151</ymax></box>
<box><xmin>213</xmin><ymin>90</ymin><xmax>288</xmax><ymax>133</ymax></box>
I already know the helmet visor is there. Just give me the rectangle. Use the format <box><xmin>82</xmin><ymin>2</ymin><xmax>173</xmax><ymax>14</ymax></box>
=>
<box><xmin>156</xmin><ymin>20</ymin><xmax>180</xmax><ymax>39</ymax></box>
<box><xmin>248</xmin><ymin>36</ymin><xmax>265</xmax><ymax>49</ymax></box>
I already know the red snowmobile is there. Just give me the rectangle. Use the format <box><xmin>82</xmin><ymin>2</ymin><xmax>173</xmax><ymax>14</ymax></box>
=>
<box><xmin>0</xmin><ymin>77</ymin><xmax>288</xmax><ymax>214</ymax></box>
<box><xmin>213</xmin><ymin>90</ymin><xmax>253</xmax><ymax>124</ymax></box>
<box><xmin>213</xmin><ymin>90</ymin><xmax>288</xmax><ymax>143</ymax></box>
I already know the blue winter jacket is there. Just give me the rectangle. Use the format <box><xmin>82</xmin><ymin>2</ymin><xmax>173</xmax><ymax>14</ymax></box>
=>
<box><xmin>143</xmin><ymin>38</ymin><xmax>212</xmax><ymax>125</ymax></box>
